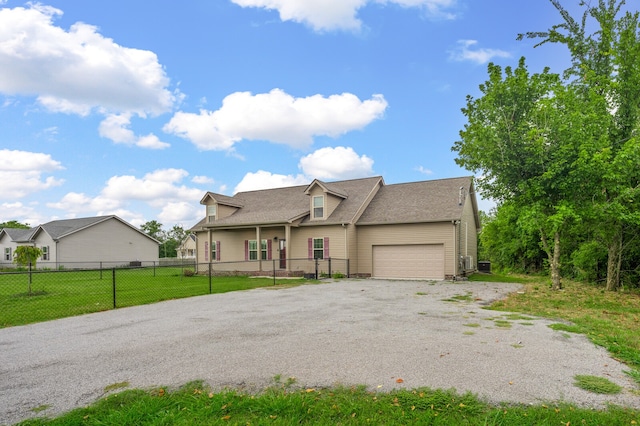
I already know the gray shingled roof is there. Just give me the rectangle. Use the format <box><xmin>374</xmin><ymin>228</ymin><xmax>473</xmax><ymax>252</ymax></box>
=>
<box><xmin>199</xmin><ymin>177</ymin><xmax>383</xmax><ymax>228</ymax></box>
<box><xmin>356</xmin><ymin>176</ymin><xmax>474</xmax><ymax>225</ymax></box>
<box><xmin>2</xmin><ymin>216</ymin><xmax>157</xmax><ymax>243</ymax></box>
<box><xmin>38</xmin><ymin>216</ymin><xmax>113</xmax><ymax>240</ymax></box>
<box><xmin>1</xmin><ymin>228</ymin><xmax>34</xmax><ymax>242</ymax></box>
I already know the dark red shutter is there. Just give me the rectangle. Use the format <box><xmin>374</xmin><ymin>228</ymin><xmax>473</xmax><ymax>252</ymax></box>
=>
<box><xmin>324</xmin><ymin>237</ymin><xmax>329</xmax><ymax>259</ymax></box>
<box><xmin>204</xmin><ymin>241</ymin><xmax>209</xmax><ymax>262</ymax></box>
<box><xmin>244</xmin><ymin>240</ymin><xmax>249</xmax><ymax>261</ymax></box>
<box><xmin>216</xmin><ymin>241</ymin><xmax>221</xmax><ymax>261</ymax></box>
<box><xmin>308</xmin><ymin>238</ymin><xmax>313</xmax><ymax>259</ymax></box>
<box><xmin>267</xmin><ymin>239</ymin><xmax>272</xmax><ymax>260</ymax></box>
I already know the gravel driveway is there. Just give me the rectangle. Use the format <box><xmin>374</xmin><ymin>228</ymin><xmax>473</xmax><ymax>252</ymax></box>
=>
<box><xmin>1</xmin><ymin>279</ymin><xmax>638</xmax><ymax>424</ymax></box>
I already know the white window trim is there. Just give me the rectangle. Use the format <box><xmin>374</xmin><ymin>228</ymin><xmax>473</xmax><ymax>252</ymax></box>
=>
<box><xmin>248</xmin><ymin>240</ymin><xmax>258</xmax><ymax>261</ymax></box>
<box><xmin>313</xmin><ymin>237</ymin><xmax>324</xmax><ymax>259</ymax></box>
<box><xmin>207</xmin><ymin>205</ymin><xmax>217</xmax><ymax>223</ymax></box>
<box><xmin>312</xmin><ymin>195</ymin><xmax>324</xmax><ymax>220</ymax></box>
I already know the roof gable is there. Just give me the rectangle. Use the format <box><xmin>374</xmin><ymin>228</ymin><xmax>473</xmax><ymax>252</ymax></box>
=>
<box><xmin>195</xmin><ymin>176</ymin><xmax>384</xmax><ymax>228</ymax></box>
<box><xmin>200</xmin><ymin>192</ymin><xmax>244</xmax><ymax>208</ymax></box>
<box><xmin>0</xmin><ymin>227</ymin><xmax>34</xmax><ymax>243</ymax></box>
<box><xmin>304</xmin><ymin>179</ymin><xmax>348</xmax><ymax>199</ymax></box>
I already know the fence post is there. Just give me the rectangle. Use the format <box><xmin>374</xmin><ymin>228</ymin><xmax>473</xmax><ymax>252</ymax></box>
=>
<box><xmin>112</xmin><ymin>268</ymin><xmax>116</xmax><ymax>309</ymax></box>
<box><xmin>208</xmin><ymin>262</ymin><xmax>212</xmax><ymax>294</ymax></box>
<box><xmin>153</xmin><ymin>261</ymin><xmax>156</xmax><ymax>277</ymax></box>
<box><xmin>273</xmin><ymin>259</ymin><xmax>276</xmax><ymax>285</ymax></box>
<box><xmin>328</xmin><ymin>257</ymin><xmax>332</xmax><ymax>278</ymax></box>
<box><xmin>28</xmin><ymin>262</ymin><xmax>33</xmax><ymax>294</ymax></box>
<box><xmin>347</xmin><ymin>259</ymin><xmax>350</xmax><ymax>278</ymax></box>
<box><xmin>315</xmin><ymin>258</ymin><xmax>318</xmax><ymax>280</ymax></box>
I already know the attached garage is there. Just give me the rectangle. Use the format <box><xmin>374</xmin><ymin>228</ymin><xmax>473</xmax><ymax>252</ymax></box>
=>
<box><xmin>372</xmin><ymin>244</ymin><xmax>444</xmax><ymax>279</ymax></box>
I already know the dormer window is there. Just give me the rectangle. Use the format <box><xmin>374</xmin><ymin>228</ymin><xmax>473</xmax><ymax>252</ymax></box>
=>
<box><xmin>313</xmin><ymin>195</ymin><xmax>324</xmax><ymax>219</ymax></box>
<box><xmin>207</xmin><ymin>205</ymin><xmax>217</xmax><ymax>223</ymax></box>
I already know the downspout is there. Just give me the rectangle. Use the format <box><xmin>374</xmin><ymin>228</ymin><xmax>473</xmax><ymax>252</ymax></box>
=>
<box><xmin>452</xmin><ymin>220</ymin><xmax>460</xmax><ymax>279</ymax></box>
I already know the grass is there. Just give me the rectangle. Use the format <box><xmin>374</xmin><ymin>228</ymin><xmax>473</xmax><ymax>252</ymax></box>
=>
<box><xmin>574</xmin><ymin>375</ymin><xmax>623</xmax><ymax>394</ymax></box>
<box><xmin>17</xmin><ymin>381</ymin><xmax>640</xmax><ymax>426</ymax></box>
<box><xmin>0</xmin><ymin>267</ymin><xmax>310</xmax><ymax>327</ymax></box>
<box><xmin>486</xmin><ymin>275</ymin><xmax>640</xmax><ymax>370</ymax></box>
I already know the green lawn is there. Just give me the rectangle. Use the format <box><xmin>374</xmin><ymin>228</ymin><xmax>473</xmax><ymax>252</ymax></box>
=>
<box><xmin>0</xmin><ymin>267</ymin><xmax>308</xmax><ymax>327</ymax></box>
<box><xmin>17</xmin><ymin>380</ymin><xmax>639</xmax><ymax>425</ymax></box>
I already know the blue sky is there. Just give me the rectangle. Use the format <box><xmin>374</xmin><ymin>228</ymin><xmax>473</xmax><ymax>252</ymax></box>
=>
<box><xmin>1</xmin><ymin>0</ymin><xmax>582</xmax><ymax>229</ymax></box>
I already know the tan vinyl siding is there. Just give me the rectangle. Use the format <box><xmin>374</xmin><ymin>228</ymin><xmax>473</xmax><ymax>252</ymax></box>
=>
<box><xmin>216</xmin><ymin>204</ymin><xmax>238</xmax><ymax>221</ymax></box>
<box><xmin>356</xmin><ymin>222</ymin><xmax>455</xmax><ymax>277</ymax></box>
<box><xmin>56</xmin><ymin>218</ymin><xmax>158</xmax><ymax>266</ymax></box>
<box><xmin>325</xmin><ymin>193</ymin><xmax>342</xmax><ymax>218</ymax></box>
<box><xmin>290</xmin><ymin>225</ymin><xmax>347</xmax><ymax>259</ymax></box>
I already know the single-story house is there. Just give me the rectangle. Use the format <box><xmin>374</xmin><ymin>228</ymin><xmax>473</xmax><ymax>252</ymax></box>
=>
<box><xmin>191</xmin><ymin>176</ymin><xmax>480</xmax><ymax>280</ymax></box>
<box><xmin>0</xmin><ymin>215</ymin><xmax>160</xmax><ymax>269</ymax></box>
<box><xmin>176</xmin><ymin>234</ymin><xmax>197</xmax><ymax>259</ymax></box>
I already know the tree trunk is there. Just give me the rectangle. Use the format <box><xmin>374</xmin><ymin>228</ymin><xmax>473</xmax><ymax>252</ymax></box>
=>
<box><xmin>541</xmin><ymin>230</ymin><xmax>562</xmax><ymax>290</ymax></box>
<box><xmin>605</xmin><ymin>231</ymin><xmax>623</xmax><ymax>291</ymax></box>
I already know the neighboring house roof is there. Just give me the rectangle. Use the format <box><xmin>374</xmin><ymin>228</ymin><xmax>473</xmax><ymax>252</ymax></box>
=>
<box><xmin>2</xmin><ymin>215</ymin><xmax>160</xmax><ymax>244</ymax></box>
<box><xmin>0</xmin><ymin>228</ymin><xmax>34</xmax><ymax>243</ymax></box>
<box><xmin>193</xmin><ymin>176</ymin><xmax>478</xmax><ymax>230</ymax></box>
<box><xmin>356</xmin><ymin>176</ymin><xmax>478</xmax><ymax>227</ymax></box>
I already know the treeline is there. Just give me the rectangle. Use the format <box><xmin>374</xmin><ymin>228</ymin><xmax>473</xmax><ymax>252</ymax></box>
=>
<box><xmin>453</xmin><ymin>0</ymin><xmax>640</xmax><ymax>290</ymax></box>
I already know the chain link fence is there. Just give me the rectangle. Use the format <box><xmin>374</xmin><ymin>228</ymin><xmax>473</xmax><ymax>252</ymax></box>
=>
<box><xmin>0</xmin><ymin>258</ymin><xmax>349</xmax><ymax>327</ymax></box>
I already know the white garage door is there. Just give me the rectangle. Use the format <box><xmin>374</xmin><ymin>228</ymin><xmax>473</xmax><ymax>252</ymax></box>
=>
<box><xmin>373</xmin><ymin>244</ymin><xmax>444</xmax><ymax>279</ymax></box>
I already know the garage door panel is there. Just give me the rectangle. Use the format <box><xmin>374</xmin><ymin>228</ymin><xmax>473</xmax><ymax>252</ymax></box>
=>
<box><xmin>373</xmin><ymin>244</ymin><xmax>444</xmax><ymax>279</ymax></box>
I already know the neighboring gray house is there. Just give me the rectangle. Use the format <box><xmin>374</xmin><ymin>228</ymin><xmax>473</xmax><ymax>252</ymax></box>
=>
<box><xmin>192</xmin><ymin>176</ymin><xmax>480</xmax><ymax>280</ymax></box>
<box><xmin>0</xmin><ymin>215</ymin><xmax>159</xmax><ymax>268</ymax></box>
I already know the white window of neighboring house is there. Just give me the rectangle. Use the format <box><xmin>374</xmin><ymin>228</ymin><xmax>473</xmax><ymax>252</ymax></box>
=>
<box><xmin>4</xmin><ymin>247</ymin><xmax>10</xmax><ymax>261</ymax></box>
<box><xmin>313</xmin><ymin>195</ymin><xmax>324</xmax><ymax>219</ymax></box>
<box><xmin>207</xmin><ymin>205</ymin><xmax>217</xmax><ymax>223</ymax></box>
<box><xmin>248</xmin><ymin>240</ymin><xmax>258</xmax><ymax>260</ymax></box>
<box><xmin>313</xmin><ymin>238</ymin><xmax>324</xmax><ymax>259</ymax></box>
<box><xmin>42</xmin><ymin>246</ymin><xmax>49</xmax><ymax>261</ymax></box>
<box><xmin>261</xmin><ymin>239</ymin><xmax>268</xmax><ymax>260</ymax></box>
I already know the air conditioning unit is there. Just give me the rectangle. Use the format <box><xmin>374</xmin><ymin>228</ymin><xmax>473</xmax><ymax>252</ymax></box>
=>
<box><xmin>464</xmin><ymin>256</ymin><xmax>473</xmax><ymax>270</ymax></box>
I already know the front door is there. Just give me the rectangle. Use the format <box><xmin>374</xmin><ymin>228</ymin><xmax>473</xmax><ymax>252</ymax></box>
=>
<box><xmin>279</xmin><ymin>239</ymin><xmax>286</xmax><ymax>269</ymax></box>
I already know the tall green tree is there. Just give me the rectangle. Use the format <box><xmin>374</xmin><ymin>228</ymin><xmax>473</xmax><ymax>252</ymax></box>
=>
<box><xmin>519</xmin><ymin>0</ymin><xmax>640</xmax><ymax>290</ymax></box>
<box><xmin>452</xmin><ymin>58</ymin><xmax>609</xmax><ymax>289</ymax></box>
<box><xmin>140</xmin><ymin>220</ymin><xmax>165</xmax><ymax>241</ymax></box>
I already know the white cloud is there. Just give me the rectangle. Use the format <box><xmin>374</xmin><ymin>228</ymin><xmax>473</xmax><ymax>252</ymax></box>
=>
<box><xmin>449</xmin><ymin>40</ymin><xmax>511</xmax><ymax>64</ymax></box>
<box><xmin>299</xmin><ymin>146</ymin><xmax>374</xmax><ymax>179</ymax></box>
<box><xmin>0</xmin><ymin>202</ymin><xmax>44</xmax><ymax>226</ymax></box>
<box><xmin>0</xmin><ymin>150</ymin><xmax>64</xmax><ymax>199</ymax></box>
<box><xmin>415</xmin><ymin>165</ymin><xmax>433</xmax><ymax>175</ymax></box>
<box><xmin>101</xmin><ymin>169</ymin><xmax>201</xmax><ymax>206</ymax></box>
<box><xmin>164</xmin><ymin>89</ymin><xmax>388</xmax><ymax>150</ymax></box>
<box><xmin>157</xmin><ymin>202</ymin><xmax>201</xmax><ymax>225</ymax></box>
<box><xmin>0</xmin><ymin>4</ymin><xmax>177</xmax><ymax>116</ymax></box>
<box><xmin>234</xmin><ymin>146</ymin><xmax>374</xmax><ymax>192</ymax></box>
<box><xmin>98</xmin><ymin>114</ymin><xmax>170</xmax><ymax>149</ymax></box>
<box><xmin>234</xmin><ymin>170</ymin><xmax>309</xmax><ymax>193</ymax></box>
<box><xmin>47</xmin><ymin>168</ymin><xmax>205</xmax><ymax>225</ymax></box>
<box><xmin>231</xmin><ymin>0</ymin><xmax>456</xmax><ymax>32</ymax></box>
<box><xmin>192</xmin><ymin>175</ymin><xmax>215</xmax><ymax>184</ymax></box>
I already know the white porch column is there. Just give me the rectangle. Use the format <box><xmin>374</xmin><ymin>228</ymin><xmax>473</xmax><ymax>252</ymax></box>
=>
<box><xmin>285</xmin><ymin>224</ymin><xmax>291</xmax><ymax>272</ymax></box>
